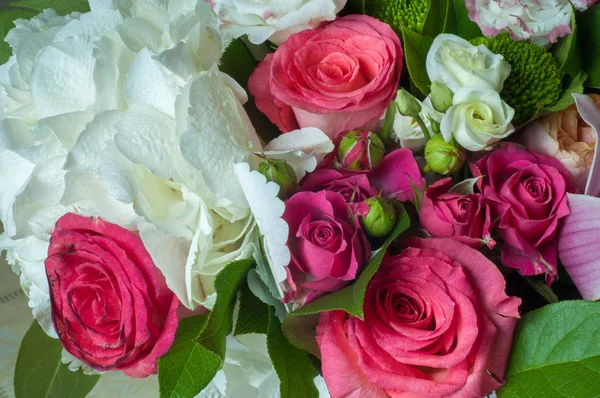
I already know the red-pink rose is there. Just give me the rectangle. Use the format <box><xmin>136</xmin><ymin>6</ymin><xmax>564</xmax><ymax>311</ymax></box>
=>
<box><xmin>317</xmin><ymin>238</ymin><xmax>521</xmax><ymax>398</ymax></box>
<box><xmin>45</xmin><ymin>213</ymin><xmax>179</xmax><ymax>377</ymax></box>
<box><xmin>282</xmin><ymin>191</ymin><xmax>370</xmax><ymax>306</ymax></box>
<box><xmin>420</xmin><ymin>178</ymin><xmax>495</xmax><ymax>249</ymax></box>
<box><xmin>472</xmin><ymin>143</ymin><xmax>571</xmax><ymax>284</ymax></box>
<box><xmin>248</xmin><ymin>15</ymin><xmax>403</xmax><ymax>141</ymax></box>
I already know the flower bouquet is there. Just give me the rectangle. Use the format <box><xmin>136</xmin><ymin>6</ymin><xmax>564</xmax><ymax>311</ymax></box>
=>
<box><xmin>1</xmin><ymin>0</ymin><xmax>600</xmax><ymax>397</ymax></box>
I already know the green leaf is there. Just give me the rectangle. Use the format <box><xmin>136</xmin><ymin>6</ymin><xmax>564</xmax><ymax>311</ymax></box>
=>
<box><xmin>577</xmin><ymin>4</ymin><xmax>600</xmax><ymax>88</ymax></box>
<box><xmin>523</xmin><ymin>277</ymin><xmax>559</xmax><ymax>304</ymax></box>
<box><xmin>220</xmin><ymin>39</ymin><xmax>280</xmax><ymax>143</ymax></box>
<box><xmin>379</xmin><ymin>101</ymin><xmax>396</xmax><ymax>144</ymax></box>
<box><xmin>422</xmin><ymin>0</ymin><xmax>455</xmax><ymax>36</ymax></box>
<box><xmin>267</xmin><ymin>307</ymin><xmax>318</xmax><ymax>398</ymax></box>
<box><xmin>14</xmin><ymin>321</ymin><xmax>100</xmax><ymax>398</ymax></box>
<box><xmin>7</xmin><ymin>0</ymin><xmax>90</xmax><ymax>15</ymax></box>
<box><xmin>552</xmin><ymin>10</ymin><xmax>581</xmax><ymax>76</ymax></box>
<box><xmin>158</xmin><ymin>259</ymin><xmax>255</xmax><ymax>398</ymax></box>
<box><xmin>282</xmin><ymin>204</ymin><xmax>410</xmax><ymax>355</ymax></box>
<box><xmin>401</xmin><ymin>28</ymin><xmax>434</xmax><ymax>96</ymax></box>
<box><xmin>498</xmin><ymin>301</ymin><xmax>600</xmax><ymax>397</ymax></box>
<box><xmin>453</xmin><ymin>0</ymin><xmax>482</xmax><ymax>40</ymax></box>
<box><xmin>158</xmin><ymin>315</ymin><xmax>221</xmax><ymax>398</ymax></box>
<box><xmin>545</xmin><ymin>71</ymin><xmax>587</xmax><ymax>113</ymax></box>
<box><xmin>234</xmin><ymin>286</ymin><xmax>270</xmax><ymax>335</ymax></box>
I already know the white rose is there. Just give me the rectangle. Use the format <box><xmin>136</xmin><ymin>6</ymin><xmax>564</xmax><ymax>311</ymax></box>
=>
<box><xmin>426</xmin><ymin>34</ymin><xmax>511</xmax><ymax>93</ymax></box>
<box><xmin>466</xmin><ymin>0</ymin><xmax>573</xmax><ymax>46</ymax></box>
<box><xmin>392</xmin><ymin>97</ymin><xmax>443</xmax><ymax>152</ymax></box>
<box><xmin>441</xmin><ymin>86</ymin><xmax>515</xmax><ymax>151</ymax></box>
<box><xmin>209</xmin><ymin>0</ymin><xmax>346</xmax><ymax>45</ymax></box>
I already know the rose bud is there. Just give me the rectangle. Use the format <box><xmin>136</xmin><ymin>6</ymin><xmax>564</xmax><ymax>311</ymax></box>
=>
<box><xmin>424</xmin><ymin>135</ymin><xmax>465</xmax><ymax>175</ymax></box>
<box><xmin>430</xmin><ymin>81</ymin><xmax>453</xmax><ymax>113</ymax></box>
<box><xmin>258</xmin><ymin>159</ymin><xmax>298</xmax><ymax>199</ymax></box>
<box><xmin>359</xmin><ymin>197</ymin><xmax>397</xmax><ymax>238</ymax></box>
<box><xmin>337</xmin><ymin>130</ymin><xmax>385</xmax><ymax>171</ymax></box>
<box><xmin>395</xmin><ymin>89</ymin><xmax>422</xmax><ymax>118</ymax></box>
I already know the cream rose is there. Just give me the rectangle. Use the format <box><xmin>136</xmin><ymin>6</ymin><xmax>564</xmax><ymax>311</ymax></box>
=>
<box><xmin>426</xmin><ymin>34</ymin><xmax>511</xmax><ymax>93</ymax></box>
<box><xmin>441</xmin><ymin>86</ymin><xmax>515</xmax><ymax>151</ymax></box>
<box><xmin>520</xmin><ymin>94</ymin><xmax>599</xmax><ymax>192</ymax></box>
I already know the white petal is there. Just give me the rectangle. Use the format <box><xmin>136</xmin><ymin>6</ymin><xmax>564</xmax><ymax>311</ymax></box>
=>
<box><xmin>117</xmin><ymin>17</ymin><xmax>163</xmax><ymax>53</ymax></box>
<box><xmin>30</xmin><ymin>108</ymin><xmax>95</xmax><ymax>151</ymax></box>
<box><xmin>30</xmin><ymin>36</ymin><xmax>96</xmax><ymax>119</ymax></box>
<box><xmin>234</xmin><ymin>162</ymin><xmax>288</xmax><ymax>285</ymax></box>
<box><xmin>53</xmin><ymin>9</ymin><xmax>123</xmax><ymax>41</ymax></box>
<box><xmin>181</xmin><ymin>71</ymin><xmax>256</xmax><ymax>208</ymax></box>
<box><xmin>65</xmin><ymin>110</ymin><xmax>120</xmax><ymax>173</ymax></box>
<box><xmin>0</xmin><ymin>151</ymin><xmax>36</xmax><ymax>237</ymax></box>
<box><xmin>263</xmin><ymin>127</ymin><xmax>334</xmax><ymax>180</ymax></box>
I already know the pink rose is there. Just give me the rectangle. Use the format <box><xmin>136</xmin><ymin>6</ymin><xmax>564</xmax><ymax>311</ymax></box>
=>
<box><xmin>316</xmin><ymin>238</ymin><xmax>521</xmax><ymax>398</ymax></box>
<box><xmin>45</xmin><ymin>214</ymin><xmax>179</xmax><ymax>377</ymax></box>
<box><xmin>472</xmin><ymin>143</ymin><xmax>571</xmax><ymax>284</ymax></box>
<box><xmin>420</xmin><ymin>178</ymin><xmax>495</xmax><ymax>248</ymax></box>
<box><xmin>282</xmin><ymin>191</ymin><xmax>370</xmax><ymax>306</ymax></box>
<box><xmin>248</xmin><ymin>15</ymin><xmax>403</xmax><ymax>141</ymax></box>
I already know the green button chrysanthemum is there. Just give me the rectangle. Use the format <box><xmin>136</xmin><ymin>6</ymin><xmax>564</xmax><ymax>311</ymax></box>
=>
<box><xmin>366</xmin><ymin>0</ymin><xmax>430</xmax><ymax>33</ymax></box>
<box><xmin>471</xmin><ymin>34</ymin><xmax>563</xmax><ymax>126</ymax></box>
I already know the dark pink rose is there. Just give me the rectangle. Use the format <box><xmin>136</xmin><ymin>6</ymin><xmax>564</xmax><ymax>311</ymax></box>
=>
<box><xmin>420</xmin><ymin>178</ymin><xmax>495</xmax><ymax>248</ymax></box>
<box><xmin>472</xmin><ymin>143</ymin><xmax>571</xmax><ymax>284</ymax></box>
<box><xmin>45</xmin><ymin>213</ymin><xmax>179</xmax><ymax>377</ymax></box>
<box><xmin>248</xmin><ymin>15</ymin><xmax>403</xmax><ymax>141</ymax></box>
<box><xmin>317</xmin><ymin>238</ymin><xmax>521</xmax><ymax>398</ymax></box>
<box><xmin>301</xmin><ymin>169</ymin><xmax>377</xmax><ymax>203</ymax></box>
<box><xmin>367</xmin><ymin>148</ymin><xmax>423</xmax><ymax>202</ymax></box>
<box><xmin>282</xmin><ymin>191</ymin><xmax>370</xmax><ymax>306</ymax></box>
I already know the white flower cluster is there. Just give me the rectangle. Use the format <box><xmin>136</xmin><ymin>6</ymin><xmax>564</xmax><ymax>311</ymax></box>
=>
<box><xmin>393</xmin><ymin>34</ymin><xmax>515</xmax><ymax>152</ymax></box>
<box><xmin>0</xmin><ymin>0</ymin><xmax>333</xmax><ymax>381</ymax></box>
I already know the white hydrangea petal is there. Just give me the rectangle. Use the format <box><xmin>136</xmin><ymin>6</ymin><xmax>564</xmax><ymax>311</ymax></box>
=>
<box><xmin>181</xmin><ymin>71</ymin><xmax>256</xmax><ymax>208</ymax></box>
<box><xmin>30</xmin><ymin>36</ymin><xmax>97</xmax><ymax>119</ymax></box>
<box><xmin>29</xmin><ymin>283</ymin><xmax>56</xmax><ymax>338</ymax></box>
<box><xmin>30</xmin><ymin>108</ymin><xmax>95</xmax><ymax>151</ymax></box>
<box><xmin>124</xmin><ymin>45</ymin><xmax>195</xmax><ymax>117</ymax></box>
<box><xmin>65</xmin><ymin>110</ymin><xmax>120</xmax><ymax>173</ymax></box>
<box><xmin>0</xmin><ymin>151</ymin><xmax>36</xmax><ymax>237</ymax></box>
<box><xmin>0</xmin><ymin>118</ymin><xmax>34</xmax><ymax>152</ymax></box>
<box><xmin>117</xmin><ymin>17</ymin><xmax>163</xmax><ymax>53</ymax></box>
<box><xmin>93</xmin><ymin>35</ymin><xmax>134</xmax><ymax>112</ymax></box>
<box><xmin>114</xmin><ymin>104</ymin><xmax>180</xmax><ymax>180</ymax></box>
<box><xmin>234</xmin><ymin>163</ymin><xmax>288</xmax><ymax>285</ymax></box>
<box><xmin>263</xmin><ymin>127</ymin><xmax>334</xmax><ymax>181</ymax></box>
<box><xmin>53</xmin><ymin>9</ymin><xmax>123</xmax><ymax>41</ymax></box>
<box><xmin>185</xmin><ymin>25</ymin><xmax>223</xmax><ymax>71</ymax></box>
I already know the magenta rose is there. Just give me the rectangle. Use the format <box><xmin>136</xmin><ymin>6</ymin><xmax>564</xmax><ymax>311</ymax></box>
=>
<box><xmin>248</xmin><ymin>15</ymin><xmax>403</xmax><ymax>141</ymax></box>
<box><xmin>317</xmin><ymin>238</ymin><xmax>521</xmax><ymax>398</ymax></box>
<box><xmin>282</xmin><ymin>191</ymin><xmax>370</xmax><ymax>306</ymax></box>
<box><xmin>45</xmin><ymin>213</ymin><xmax>179</xmax><ymax>377</ymax></box>
<box><xmin>420</xmin><ymin>178</ymin><xmax>495</xmax><ymax>249</ymax></box>
<box><xmin>303</xmin><ymin>148</ymin><xmax>423</xmax><ymax>203</ymax></box>
<box><xmin>301</xmin><ymin>169</ymin><xmax>377</xmax><ymax>203</ymax></box>
<box><xmin>472</xmin><ymin>143</ymin><xmax>571</xmax><ymax>284</ymax></box>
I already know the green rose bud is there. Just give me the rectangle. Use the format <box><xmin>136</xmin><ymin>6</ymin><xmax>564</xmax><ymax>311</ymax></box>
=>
<box><xmin>424</xmin><ymin>135</ymin><xmax>465</xmax><ymax>175</ymax></box>
<box><xmin>430</xmin><ymin>81</ymin><xmax>453</xmax><ymax>113</ymax></box>
<box><xmin>395</xmin><ymin>89</ymin><xmax>422</xmax><ymax>118</ymax></box>
<box><xmin>337</xmin><ymin>130</ymin><xmax>385</xmax><ymax>171</ymax></box>
<box><xmin>359</xmin><ymin>197</ymin><xmax>397</xmax><ymax>238</ymax></box>
<box><xmin>258</xmin><ymin>159</ymin><xmax>298</xmax><ymax>199</ymax></box>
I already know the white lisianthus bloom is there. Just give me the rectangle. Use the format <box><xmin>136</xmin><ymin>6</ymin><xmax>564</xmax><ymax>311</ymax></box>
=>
<box><xmin>426</xmin><ymin>34</ymin><xmax>511</xmax><ymax>93</ymax></box>
<box><xmin>441</xmin><ymin>86</ymin><xmax>515</xmax><ymax>151</ymax></box>
<box><xmin>208</xmin><ymin>0</ymin><xmax>347</xmax><ymax>45</ymax></box>
<box><xmin>392</xmin><ymin>97</ymin><xmax>443</xmax><ymax>152</ymax></box>
<box><xmin>465</xmin><ymin>0</ymin><xmax>573</xmax><ymax>45</ymax></box>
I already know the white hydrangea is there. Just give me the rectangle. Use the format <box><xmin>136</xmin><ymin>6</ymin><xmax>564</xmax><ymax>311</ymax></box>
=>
<box><xmin>208</xmin><ymin>0</ymin><xmax>347</xmax><ymax>45</ymax></box>
<box><xmin>466</xmin><ymin>0</ymin><xmax>573</xmax><ymax>46</ymax></box>
<box><xmin>0</xmin><ymin>0</ymin><xmax>333</xmax><ymax>340</ymax></box>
